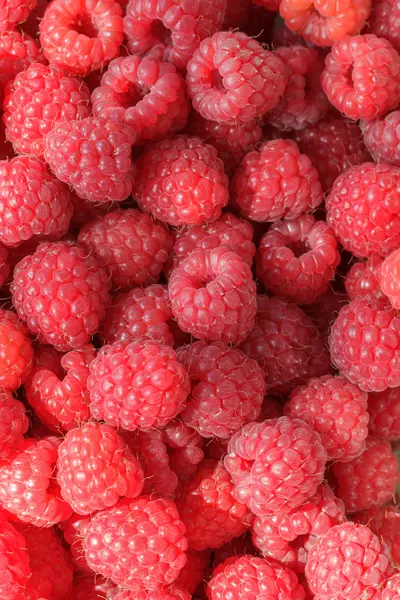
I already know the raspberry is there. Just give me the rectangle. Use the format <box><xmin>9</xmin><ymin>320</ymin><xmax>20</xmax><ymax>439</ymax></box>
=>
<box><xmin>361</xmin><ymin>111</ymin><xmax>400</xmax><ymax>168</ymax></box>
<box><xmin>231</xmin><ymin>139</ymin><xmax>323</xmax><ymax>223</ymax></box>
<box><xmin>176</xmin><ymin>460</ymin><xmax>252</xmax><ymax>551</ymax></box>
<box><xmin>367</xmin><ymin>0</ymin><xmax>400</xmax><ymax>54</ymax></box>
<box><xmin>306</xmin><ymin>522</ymin><xmax>393</xmax><ymax>599</ymax></box>
<box><xmin>0</xmin><ymin>437</ymin><xmax>72</xmax><ymax>527</ymax></box>
<box><xmin>266</xmin><ymin>46</ymin><xmax>330</xmax><ymax>132</ymax></box>
<box><xmin>379</xmin><ymin>247</ymin><xmax>400</xmax><ymax>309</ymax></box>
<box><xmin>177</xmin><ymin>341</ymin><xmax>266</xmax><ymax>439</ymax></box>
<box><xmin>92</xmin><ymin>55</ymin><xmax>189</xmax><ymax>144</ymax></box>
<box><xmin>368</xmin><ymin>387</ymin><xmax>400</xmax><ymax>441</ymax></box>
<box><xmin>175</xmin><ymin>550</ymin><xmax>211</xmax><ymax>595</ymax></box>
<box><xmin>84</xmin><ymin>495</ymin><xmax>188</xmax><ymax>590</ymax></box>
<box><xmin>241</xmin><ymin>295</ymin><xmax>331</xmax><ymax>393</ymax></box>
<box><xmin>293</xmin><ymin>112</ymin><xmax>371</xmax><ymax>191</ymax></box>
<box><xmin>113</xmin><ymin>586</ymin><xmax>191</xmax><ymax>600</ymax></box>
<box><xmin>0</xmin><ymin>0</ymin><xmax>37</xmax><ymax>30</ymax></box>
<box><xmin>163</xmin><ymin>420</ymin><xmax>205</xmax><ymax>481</ymax></box>
<box><xmin>78</xmin><ymin>209</ymin><xmax>172</xmax><ymax>290</ymax></box>
<box><xmin>0</xmin><ymin>517</ymin><xmax>30</xmax><ymax>600</ymax></box>
<box><xmin>213</xmin><ymin>534</ymin><xmax>256</xmax><ymax>567</ymax></box>
<box><xmin>279</xmin><ymin>0</ymin><xmax>370</xmax><ymax>47</ymax></box>
<box><xmin>329</xmin><ymin>298</ymin><xmax>400</xmax><ymax>392</ymax></box>
<box><xmin>0</xmin><ymin>309</ymin><xmax>33</xmax><ymax>391</ymax></box>
<box><xmin>304</xmin><ymin>289</ymin><xmax>348</xmax><ymax>337</ymax></box>
<box><xmin>0</xmin><ymin>391</ymin><xmax>28</xmax><ymax>458</ymax></box>
<box><xmin>207</xmin><ymin>555</ymin><xmax>305</xmax><ymax>600</ymax></box>
<box><xmin>186</xmin><ymin>31</ymin><xmax>286</xmax><ymax>124</ymax></box>
<box><xmin>39</xmin><ymin>0</ymin><xmax>123</xmax><ymax>75</ymax></box>
<box><xmin>0</xmin><ymin>30</ymin><xmax>43</xmax><ymax>104</ymax></box>
<box><xmin>135</xmin><ymin>135</ymin><xmax>228</xmax><ymax>227</ymax></box>
<box><xmin>332</xmin><ymin>438</ymin><xmax>398</xmax><ymax>512</ymax></box>
<box><xmin>345</xmin><ymin>256</ymin><xmax>385</xmax><ymax>302</ymax></box>
<box><xmin>44</xmin><ymin>117</ymin><xmax>136</xmax><ymax>204</ymax></box>
<box><xmin>381</xmin><ymin>575</ymin><xmax>400</xmax><ymax>600</ymax></box>
<box><xmin>169</xmin><ymin>247</ymin><xmax>257</xmax><ymax>345</ymax></box>
<box><xmin>225</xmin><ymin>417</ymin><xmax>328</xmax><ymax>517</ymax></box>
<box><xmin>326</xmin><ymin>163</ymin><xmax>400</xmax><ymax>259</ymax></box>
<box><xmin>123</xmin><ymin>0</ymin><xmax>226</xmax><ymax>71</ymax></box>
<box><xmin>61</xmin><ymin>513</ymin><xmax>91</xmax><ymax>573</ymax></box>
<box><xmin>67</xmin><ymin>575</ymin><xmax>117</xmax><ymax>600</ymax></box>
<box><xmin>69</xmin><ymin>192</ymin><xmax>112</xmax><ymax>230</ymax></box>
<box><xmin>321</xmin><ymin>35</ymin><xmax>400</xmax><ymax>120</ymax></box>
<box><xmin>353</xmin><ymin>505</ymin><xmax>400</xmax><ymax>565</ymax></box>
<box><xmin>88</xmin><ymin>340</ymin><xmax>190</xmax><ymax>431</ymax></box>
<box><xmin>256</xmin><ymin>215</ymin><xmax>340</xmax><ymax>305</ymax></box>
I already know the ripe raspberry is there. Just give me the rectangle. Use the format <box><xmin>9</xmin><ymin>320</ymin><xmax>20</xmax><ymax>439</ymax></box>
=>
<box><xmin>353</xmin><ymin>505</ymin><xmax>400</xmax><ymax>565</ymax></box>
<box><xmin>225</xmin><ymin>417</ymin><xmax>328</xmax><ymax>517</ymax></box>
<box><xmin>329</xmin><ymin>298</ymin><xmax>400</xmax><ymax>392</ymax></box>
<box><xmin>40</xmin><ymin>0</ymin><xmax>123</xmax><ymax>75</ymax></box>
<box><xmin>345</xmin><ymin>256</ymin><xmax>385</xmax><ymax>302</ymax></box>
<box><xmin>113</xmin><ymin>586</ymin><xmax>191</xmax><ymax>600</ymax></box>
<box><xmin>207</xmin><ymin>555</ymin><xmax>305</xmax><ymax>600</ymax></box>
<box><xmin>231</xmin><ymin>139</ymin><xmax>323</xmax><ymax>223</ymax></box>
<box><xmin>84</xmin><ymin>495</ymin><xmax>188</xmax><ymax>590</ymax></box>
<box><xmin>0</xmin><ymin>437</ymin><xmax>72</xmax><ymax>527</ymax></box>
<box><xmin>285</xmin><ymin>376</ymin><xmax>369</xmax><ymax>463</ymax></box>
<box><xmin>92</xmin><ymin>55</ymin><xmax>189</xmax><ymax>144</ymax></box>
<box><xmin>163</xmin><ymin>420</ymin><xmax>205</xmax><ymax>482</ymax></box>
<box><xmin>213</xmin><ymin>534</ymin><xmax>256</xmax><ymax>567</ymax></box>
<box><xmin>0</xmin><ymin>309</ymin><xmax>33</xmax><ymax>391</ymax></box>
<box><xmin>186</xmin><ymin>31</ymin><xmax>286</xmax><ymax>124</ymax></box>
<box><xmin>44</xmin><ymin>117</ymin><xmax>136</xmax><ymax>204</ymax></box>
<box><xmin>321</xmin><ymin>35</ymin><xmax>400</xmax><ymax>120</ymax></box>
<box><xmin>241</xmin><ymin>295</ymin><xmax>331</xmax><ymax>393</ymax></box>
<box><xmin>61</xmin><ymin>513</ymin><xmax>91</xmax><ymax>573</ymax></box>
<box><xmin>0</xmin><ymin>391</ymin><xmax>28</xmax><ymax>459</ymax></box>
<box><xmin>169</xmin><ymin>247</ymin><xmax>257</xmax><ymax>345</ymax></box>
<box><xmin>361</xmin><ymin>111</ymin><xmax>400</xmax><ymax>168</ymax></box>
<box><xmin>304</xmin><ymin>289</ymin><xmax>348</xmax><ymax>337</ymax></box>
<box><xmin>367</xmin><ymin>0</ymin><xmax>400</xmax><ymax>54</ymax></box>
<box><xmin>332</xmin><ymin>438</ymin><xmax>398</xmax><ymax>512</ymax></box>
<box><xmin>266</xmin><ymin>46</ymin><xmax>330</xmax><ymax>132</ymax></box>
<box><xmin>78</xmin><ymin>209</ymin><xmax>172</xmax><ymax>290</ymax></box>
<box><xmin>381</xmin><ymin>575</ymin><xmax>400</xmax><ymax>600</ymax></box>
<box><xmin>135</xmin><ymin>135</ymin><xmax>228</xmax><ymax>227</ymax></box>
<box><xmin>0</xmin><ymin>30</ymin><xmax>43</xmax><ymax>104</ymax></box>
<box><xmin>368</xmin><ymin>387</ymin><xmax>400</xmax><ymax>441</ymax></box>
<box><xmin>305</xmin><ymin>522</ymin><xmax>393</xmax><ymax>599</ymax></box>
<box><xmin>177</xmin><ymin>341</ymin><xmax>265</xmax><ymax>439</ymax></box>
<box><xmin>176</xmin><ymin>460</ymin><xmax>252</xmax><ymax>551</ymax></box>
<box><xmin>175</xmin><ymin>550</ymin><xmax>211</xmax><ymax>595</ymax></box>
<box><xmin>379</xmin><ymin>247</ymin><xmax>400</xmax><ymax>309</ymax></box>
<box><xmin>0</xmin><ymin>517</ymin><xmax>30</xmax><ymax>600</ymax></box>
<box><xmin>88</xmin><ymin>340</ymin><xmax>190</xmax><ymax>431</ymax></box>
<box><xmin>123</xmin><ymin>0</ymin><xmax>226</xmax><ymax>71</ymax></box>
<box><xmin>0</xmin><ymin>0</ymin><xmax>37</xmax><ymax>30</ymax></box>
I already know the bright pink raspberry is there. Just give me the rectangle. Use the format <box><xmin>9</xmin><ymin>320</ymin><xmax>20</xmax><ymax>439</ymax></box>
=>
<box><xmin>84</xmin><ymin>495</ymin><xmax>188</xmax><ymax>590</ymax></box>
<box><xmin>0</xmin><ymin>391</ymin><xmax>28</xmax><ymax>459</ymax></box>
<box><xmin>0</xmin><ymin>30</ymin><xmax>43</xmax><ymax>104</ymax></box>
<box><xmin>231</xmin><ymin>139</ymin><xmax>323</xmax><ymax>223</ymax></box>
<box><xmin>285</xmin><ymin>376</ymin><xmax>369</xmax><ymax>462</ymax></box>
<box><xmin>367</xmin><ymin>0</ymin><xmax>400</xmax><ymax>53</ymax></box>
<box><xmin>12</xmin><ymin>241</ymin><xmax>111</xmax><ymax>351</ymax></box>
<box><xmin>0</xmin><ymin>517</ymin><xmax>30</xmax><ymax>600</ymax></box>
<box><xmin>176</xmin><ymin>460</ymin><xmax>252</xmax><ymax>551</ymax></box>
<box><xmin>177</xmin><ymin>341</ymin><xmax>266</xmax><ymax>439</ymax></box>
<box><xmin>332</xmin><ymin>438</ymin><xmax>399</xmax><ymax>512</ymax></box>
<box><xmin>0</xmin><ymin>0</ymin><xmax>37</xmax><ymax>30</ymax></box>
<box><xmin>321</xmin><ymin>34</ymin><xmax>400</xmax><ymax>120</ymax></box>
<box><xmin>379</xmin><ymin>247</ymin><xmax>400</xmax><ymax>309</ymax></box>
<box><xmin>345</xmin><ymin>256</ymin><xmax>385</xmax><ymax>302</ymax></box>
<box><xmin>225</xmin><ymin>417</ymin><xmax>328</xmax><ymax>517</ymax></box>
<box><xmin>135</xmin><ymin>135</ymin><xmax>228</xmax><ymax>227</ymax></box>
<box><xmin>91</xmin><ymin>55</ymin><xmax>189</xmax><ymax>143</ymax></box>
<box><xmin>361</xmin><ymin>110</ymin><xmax>400</xmax><ymax>167</ymax></box>
<box><xmin>0</xmin><ymin>437</ymin><xmax>72</xmax><ymax>527</ymax></box>
<box><xmin>241</xmin><ymin>295</ymin><xmax>331</xmax><ymax>393</ymax></box>
<box><xmin>256</xmin><ymin>215</ymin><xmax>339</xmax><ymax>305</ymax></box>
<box><xmin>186</xmin><ymin>31</ymin><xmax>286</xmax><ymax>124</ymax></box>
<box><xmin>368</xmin><ymin>387</ymin><xmax>400</xmax><ymax>441</ymax></box>
<box><xmin>88</xmin><ymin>340</ymin><xmax>190</xmax><ymax>431</ymax></box>
<box><xmin>169</xmin><ymin>247</ymin><xmax>257</xmax><ymax>345</ymax></box>
<box><xmin>61</xmin><ymin>513</ymin><xmax>91</xmax><ymax>573</ymax></box>
<box><xmin>304</xmin><ymin>289</ymin><xmax>349</xmax><ymax>338</ymax></box>
<box><xmin>78</xmin><ymin>209</ymin><xmax>172</xmax><ymax>290</ymax></box>
<box><xmin>163</xmin><ymin>420</ymin><xmax>205</xmax><ymax>482</ymax></box>
<box><xmin>175</xmin><ymin>550</ymin><xmax>211</xmax><ymax>595</ymax></box>
<box><xmin>353</xmin><ymin>505</ymin><xmax>400</xmax><ymax>565</ymax></box>
<box><xmin>40</xmin><ymin>0</ymin><xmax>123</xmax><ymax>75</ymax></box>
<box><xmin>123</xmin><ymin>0</ymin><xmax>226</xmax><ymax>71</ymax></box>
<box><xmin>44</xmin><ymin>117</ymin><xmax>136</xmax><ymax>203</ymax></box>
<box><xmin>0</xmin><ymin>309</ymin><xmax>33</xmax><ymax>392</ymax></box>
<box><xmin>381</xmin><ymin>575</ymin><xmax>400</xmax><ymax>600</ymax></box>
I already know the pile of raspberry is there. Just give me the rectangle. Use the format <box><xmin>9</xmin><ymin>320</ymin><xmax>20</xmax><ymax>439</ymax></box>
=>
<box><xmin>1</xmin><ymin>0</ymin><xmax>400</xmax><ymax>599</ymax></box>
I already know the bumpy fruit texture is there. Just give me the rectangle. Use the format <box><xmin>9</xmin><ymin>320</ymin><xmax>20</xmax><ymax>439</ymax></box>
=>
<box><xmin>175</xmin><ymin>549</ymin><xmax>211</xmax><ymax>595</ymax></box>
<box><xmin>61</xmin><ymin>513</ymin><xmax>91</xmax><ymax>573</ymax></box>
<box><xmin>344</xmin><ymin>256</ymin><xmax>385</xmax><ymax>302</ymax></box>
<box><xmin>367</xmin><ymin>0</ymin><xmax>400</xmax><ymax>53</ymax></box>
<box><xmin>0</xmin><ymin>391</ymin><xmax>28</xmax><ymax>458</ymax></box>
<box><xmin>0</xmin><ymin>517</ymin><xmax>30</xmax><ymax>600</ymax></box>
<box><xmin>361</xmin><ymin>110</ymin><xmax>400</xmax><ymax>167</ymax></box>
<box><xmin>0</xmin><ymin>30</ymin><xmax>43</xmax><ymax>104</ymax></box>
<box><xmin>380</xmin><ymin>247</ymin><xmax>400</xmax><ymax>309</ymax></box>
<box><xmin>0</xmin><ymin>309</ymin><xmax>33</xmax><ymax>392</ymax></box>
<box><xmin>353</xmin><ymin>505</ymin><xmax>400</xmax><ymax>565</ymax></box>
<box><xmin>368</xmin><ymin>387</ymin><xmax>400</xmax><ymax>441</ymax></box>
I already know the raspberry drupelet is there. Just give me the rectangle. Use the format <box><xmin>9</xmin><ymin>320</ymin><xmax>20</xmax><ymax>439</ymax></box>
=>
<box><xmin>231</xmin><ymin>139</ymin><xmax>323</xmax><ymax>223</ymax></box>
<box><xmin>361</xmin><ymin>110</ymin><xmax>400</xmax><ymax>168</ymax></box>
<box><xmin>379</xmin><ymin>247</ymin><xmax>400</xmax><ymax>309</ymax></box>
<box><xmin>169</xmin><ymin>247</ymin><xmax>257</xmax><ymax>345</ymax></box>
<box><xmin>0</xmin><ymin>517</ymin><xmax>30</xmax><ymax>600</ymax></box>
<box><xmin>367</xmin><ymin>0</ymin><xmax>400</xmax><ymax>53</ymax></box>
<box><xmin>344</xmin><ymin>256</ymin><xmax>385</xmax><ymax>302</ymax></box>
<box><xmin>0</xmin><ymin>309</ymin><xmax>33</xmax><ymax>392</ymax></box>
<box><xmin>113</xmin><ymin>585</ymin><xmax>191</xmax><ymax>600</ymax></box>
<box><xmin>0</xmin><ymin>30</ymin><xmax>43</xmax><ymax>104</ymax></box>
<box><xmin>67</xmin><ymin>575</ymin><xmax>117</xmax><ymax>600</ymax></box>
<box><xmin>0</xmin><ymin>391</ymin><xmax>28</xmax><ymax>458</ymax></box>
<box><xmin>381</xmin><ymin>575</ymin><xmax>400</xmax><ymax>600</ymax></box>
<box><xmin>224</xmin><ymin>417</ymin><xmax>328</xmax><ymax>517</ymax></box>
<box><xmin>135</xmin><ymin>135</ymin><xmax>228</xmax><ymax>227</ymax></box>
<box><xmin>61</xmin><ymin>513</ymin><xmax>91</xmax><ymax>573</ymax></box>
<box><xmin>353</xmin><ymin>505</ymin><xmax>400</xmax><ymax>565</ymax></box>
<box><xmin>186</xmin><ymin>31</ymin><xmax>287</xmax><ymax>124</ymax></box>
<box><xmin>368</xmin><ymin>387</ymin><xmax>400</xmax><ymax>441</ymax></box>
<box><xmin>175</xmin><ymin>549</ymin><xmax>211</xmax><ymax>594</ymax></box>
<box><xmin>163</xmin><ymin>420</ymin><xmax>205</xmax><ymax>482</ymax></box>
<box><xmin>0</xmin><ymin>0</ymin><xmax>37</xmax><ymax>31</ymax></box>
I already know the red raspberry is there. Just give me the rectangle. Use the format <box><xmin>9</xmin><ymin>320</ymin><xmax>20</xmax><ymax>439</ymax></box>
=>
<box><xmin>213</xmin><ymin>534</ymin><xmax>256</xmax><ymax>567</ymax></box>
<box><xmin>163</xmin><ymin>420</ymin><xmax>205</xmax><ymax>482</ymax></box>
<box><xmin>186</xmin><ymin>31</ymin><xmax>286</xmax><ymax>124</ymax></box>
<box><xmin>44</xmin><ymin>117</ymin><xmax>136</xmax><ymax>204</ymax></box>
<box><xmin>175</xmin><ymin>550</ymin><xmax>211</xmax><ymax>595</ymax></box>
<box><xmin>361</xmin><ymin>111</ymin><xmax>400</xmax><ymax>168</ymax></box>
<box><xmin>0</xmin><ymin>30</ymin><xmax>43</xmax><ymax>104</ymax></box>
<box><xmin>381</xmin><ymin>575</ymin><xmax>400</xmax><ymax>600</ymax></box>
<box><xmin>353</xmin><ymin>505</ymin><xmax>400</xmax><ymax>565</ymax></box>
<box><xmin>0</xmin><ymin>517</ymin><xmax>30</xmax><ymax>600</ymax></box>
<box><xmin>177</xmin><ymin>341</ymin><xmax>266</xmax><ymax>439</ymax></box>
<box><xmin>0</xmin><ymin>309</ymin><xmax>33</xmax><ymax>391</ymax></box>
<box><xmin>69</xmin><ymin>192</ymin><xmax>112</xmax><ymax>230</ymax></box>
<box><xmin>88</xmin><ymin>340</ymin><xmax>190</xmax><ymax>431</ymax></box>
<box><xmin>304</xmin><ymin>289</ymin><xmax>349</xmax><ymax>338</ymax></box>
<box><xmin>91</xmin><ymin>55</ymin><xmax>189</xmax><ymax>144</ymax></box>
<box><xmin>39</xmin><ymin>0</ymin><xmax>123</xmax><ymax>75</ymax></box>
<box><xmin>84</xmin><ymin>495</ymin><xmax>188</xmax><ymax>590</ymax></box>
<box><xmin>169</xmin><ymin>247</ymin><xmax>257</xmax><ymax>345</ymax></box>
<box><xmin>176</xmin><ymin>460</ymin><xmax>252</xmax><ymax>551</ymax></box>
<box><xmin>321</xmin><ymin>35</ymin><xmax>400</xmax><ymax>120</ymax></box>
<box><xmin>285</xmin><ymin>376</ymin><xmax>369</xmax><ymax>462</ymax></box>
<box><xmin>345</xmin><ymin>256</ymin><xmax>385</xmax><ymax>302</ymax></box>
<box><xmin>332</xmin><ymin>438</ymin><xmax>398</xmax><ymax>512</ymax></box>
<box><xmin>123</xmin><ymin>0</ymin><xmax>226</xmax><ymax>71</ymax></box>
<box><xmin>241</xmin><ymin>295</ymin><xmax>331</xmax><ymax>393</ymax></box>
<box><xmin>135</xmin><ymin>135</ymin><xmax>228</xmax><ymax>227</ymax></box>
<box><xmin>266</xmin><ymin>46</ymin><xmax>330</xmax><ymax>132</ymax></box>
<box><xmin>329</xmin><ymin>298</ymin><xmax>400</xmax><ymax>392</ymax></box>
<box><xmin>379</xmin><ymin>247</ymin><xmax>400</xmax><ymax>309</ymax></box>
<box><xmin>78</xmin><ymin>209</ymin><xmax>172</xmax><ymax>290</ymax></box>
<box><xmin>61</xmin><ymin>513</ymin><xmax>91</xmax><ymax>573</ymax></box>
<box><xmin>368</xmin><ymin>387</ymin><xmax>400</xmax><ymax>441</ymax></box>
<box><xmin>207</xmin><ymin>555</ymin><xmax>305</xmax><ymax>600</ymax></box>
<box><xmin>0</xmin><ymin>437</ymin><xmax>72</xmax><ymax>527</ymax></box>
<box><xmin>305</xmin><ymin>522</ymin><xmax>393</xmax><ymax>600</ymax></box>
<box><xmin>367</xmin><ymin>0</ymin><xmax>400</xmax><ymax>54</ymax></box>
<box><xmin>67</xmin><ymin>575</ymin><xmax>117</xmax><ymax>600</ymax></box>
<box><xmin>225</xmin><ymin>417</ymin><xmax>328</xmax><ymax>517</ymax></box>
<box><xmin>113</xmin><ymin>586</ymin><xmax>191</xmax><ymax>600</ymax></box>
<box><xmin>0</xmin><ymin>0</ymin><xmax>37</xmax><ymax>30</ymax></box>
<box><xmin>0</xmin><ymin>391</ymin><xmax>28</xmax><ymax>458</ymax></box>
<box><xmin>231</xmin><ymin>139</ymin><xmax>323</xmax><ymax>223</ymax></box>
<box><xmin>256</xmin><ymin>215</ymin><xmax>339</xmax><ymax>305</ymax></box>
